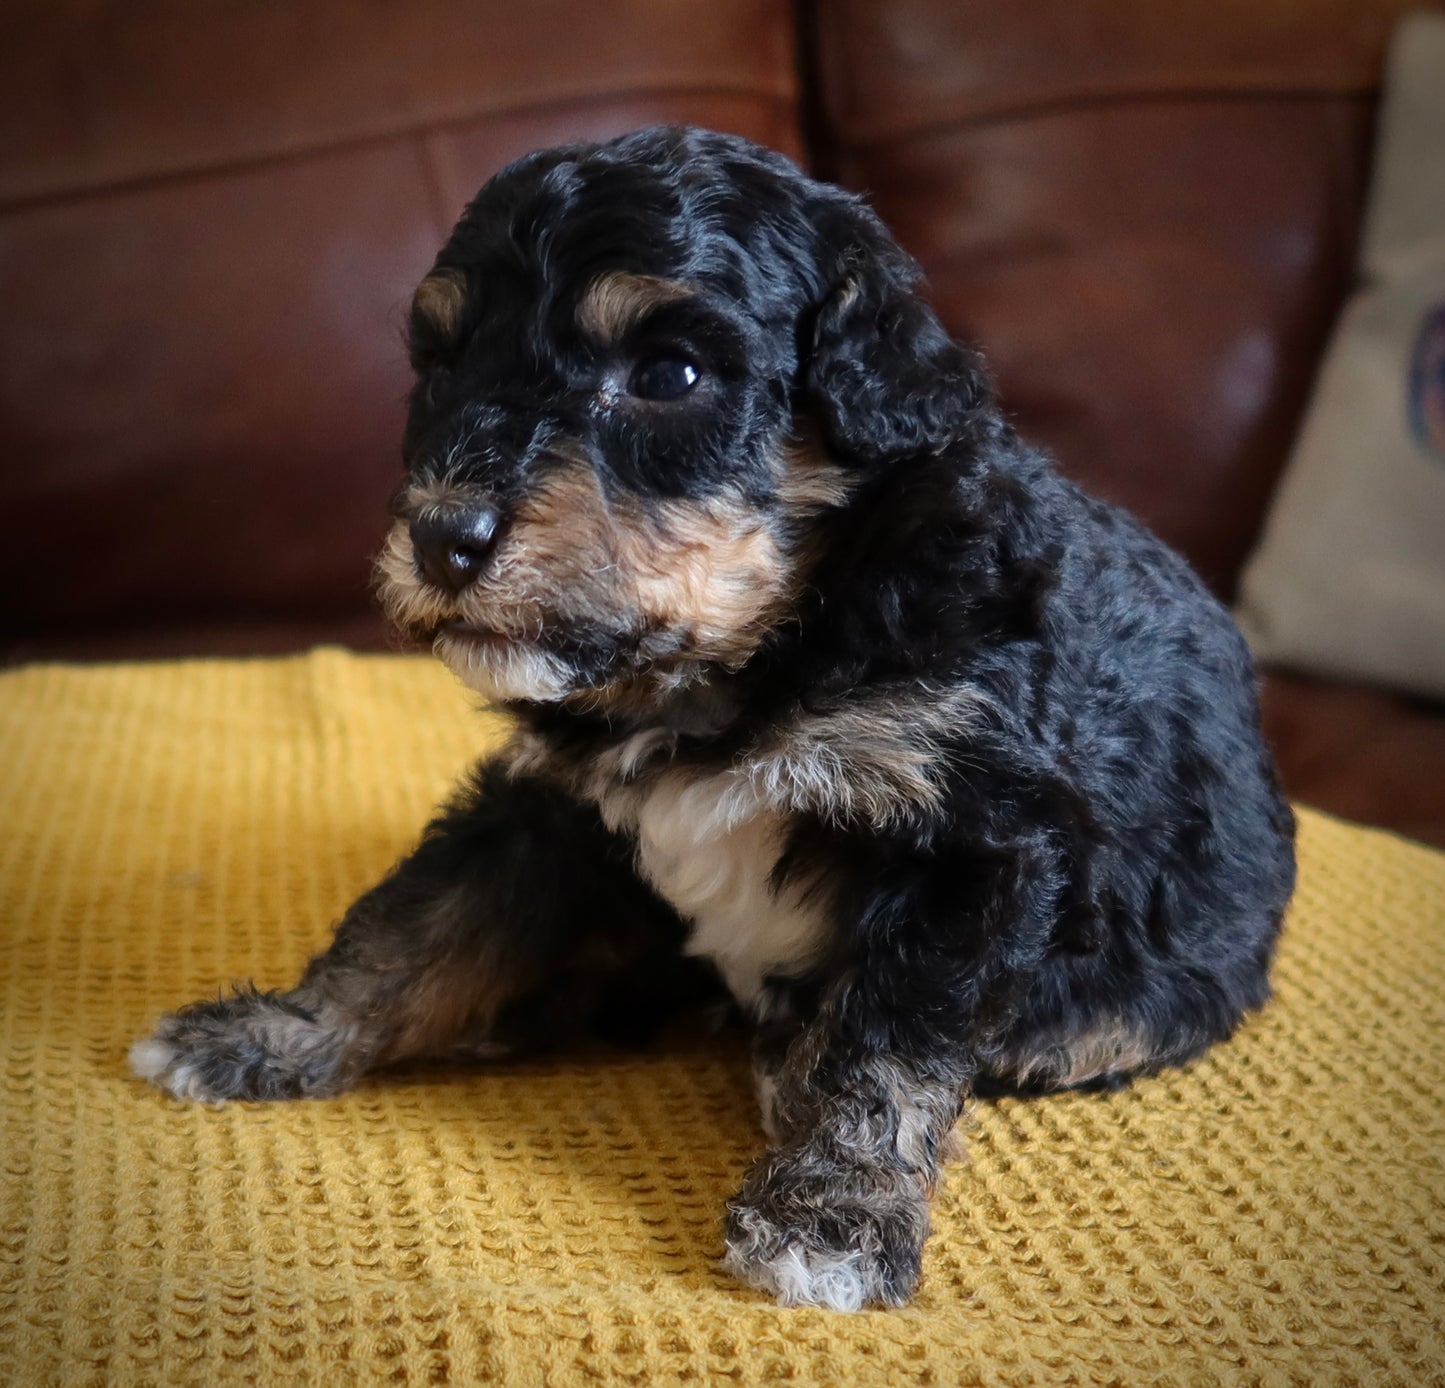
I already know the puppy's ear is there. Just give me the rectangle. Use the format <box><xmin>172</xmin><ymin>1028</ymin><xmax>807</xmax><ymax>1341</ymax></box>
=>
<box><xmin>802</xmin><ymin>209</ymin><xmax>989</xmax><ymax>464</ymax></box>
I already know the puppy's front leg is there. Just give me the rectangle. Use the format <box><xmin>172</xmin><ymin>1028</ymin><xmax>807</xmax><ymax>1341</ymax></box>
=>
<box><xmin>726</xmin><ymin>1007</ymin><xmax>970</xmax><ymax>1311</ymax></box>
<box><xmin>133</xmin><ymin>763</ymin><xmax>683</xmax><ymax>1102</ymax></box>
<box><xmin>727</xmin><ymin>846</ymin><xmax>1058</xmax><ymax>1310</ymax></box>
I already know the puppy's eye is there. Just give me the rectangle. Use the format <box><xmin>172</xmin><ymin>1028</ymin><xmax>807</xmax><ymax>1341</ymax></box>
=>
<box><xmin>628</xmin><ymin>355</ymin><xmax>700</xmax><ymax>401</ymax></box>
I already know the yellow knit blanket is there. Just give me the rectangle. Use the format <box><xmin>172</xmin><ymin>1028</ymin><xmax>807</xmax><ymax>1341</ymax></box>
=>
<box><xmin>2</xmin><ymin>650</ymin><xmax>1442</xmax><ymax>1386</ymax></box>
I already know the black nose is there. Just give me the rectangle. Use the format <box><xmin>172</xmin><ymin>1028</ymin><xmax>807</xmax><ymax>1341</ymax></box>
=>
<box><xmin>409</xmin><ymin>506</ymin><xmax>502</xmax><ymax>593</ymax></box>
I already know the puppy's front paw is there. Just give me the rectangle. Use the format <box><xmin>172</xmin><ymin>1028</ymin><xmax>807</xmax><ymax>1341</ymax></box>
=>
<box><xmin>723</xmin><ymin>1151</ymin><xmax>932</xmax><ymax>1310</ymax></box>
<box><xmin>130</xmin><ymin>987</ymin><xmax>361</xmax><ymax>1102</ymax></box>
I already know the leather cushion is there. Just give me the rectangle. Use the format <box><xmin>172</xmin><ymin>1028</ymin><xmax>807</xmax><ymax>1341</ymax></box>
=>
<box><xmin>1260</xmin><ymin>672</ymin><xmax>1445</xmax><ymax>849</ymax></box>
<box><xmin>0</xmin><ymin>1</ymin><xmax>801</xmax><ymax>658</ymax></box>
<box><xmin>813</xmin><ymin>0</ymin><xmax>1435</xmax><ymax>595</ymax></box>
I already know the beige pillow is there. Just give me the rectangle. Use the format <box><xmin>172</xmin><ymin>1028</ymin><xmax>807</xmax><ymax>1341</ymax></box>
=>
<box><xmin>1235</xmin><ymin>10</ymin><xmax>1445</xmax><ymax>700</ymax></box>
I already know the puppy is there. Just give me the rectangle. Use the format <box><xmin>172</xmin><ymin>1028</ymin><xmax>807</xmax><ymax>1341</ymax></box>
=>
<box><xmin>133</xmin><ymin>126</ymin><xmax>1296</xmax><ymax>1310</ymax></box>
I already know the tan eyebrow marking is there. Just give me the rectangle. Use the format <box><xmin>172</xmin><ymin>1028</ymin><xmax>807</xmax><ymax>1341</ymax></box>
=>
<box><xmin>576</xmin><ymin>271</ymin><xmax>695</xmax><ymax>343</ymax></box>
<box><xmin>411</xmin><ymin>267</ymin><xmax>469</xmax><ymax>342</ymax></box>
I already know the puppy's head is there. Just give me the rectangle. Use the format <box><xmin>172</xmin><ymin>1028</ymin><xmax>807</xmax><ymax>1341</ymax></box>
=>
<box><xmin>377</xmin><ymin>126</ymin><xmax>990</xmax><ymax>709</ymax></box>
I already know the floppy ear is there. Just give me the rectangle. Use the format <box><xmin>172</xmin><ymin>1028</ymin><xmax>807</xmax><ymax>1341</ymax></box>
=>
<box><xmin>802</xmin><ymin>209</ymin><xmax>990</xmax><ymax>464</ymax></box>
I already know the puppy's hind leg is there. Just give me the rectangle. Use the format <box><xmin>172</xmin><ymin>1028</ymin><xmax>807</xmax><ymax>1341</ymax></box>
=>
<box><xmin>132</xmin><ymin>763</ymin><xmax>684</xmax><ymax>1102</ymax></box>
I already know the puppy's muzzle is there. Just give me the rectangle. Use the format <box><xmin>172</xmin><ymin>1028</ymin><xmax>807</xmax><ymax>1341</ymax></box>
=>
<box><xmin>409</xmin><ymin>504</ymin><xmax>503</xmax><ymax>593</ymax></box>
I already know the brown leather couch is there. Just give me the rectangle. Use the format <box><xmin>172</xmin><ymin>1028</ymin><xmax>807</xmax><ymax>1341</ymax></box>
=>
<box><xmin>4</xmin><ymin>0</ymin><xmax>1442</xmax><ymax>847</ymax></box>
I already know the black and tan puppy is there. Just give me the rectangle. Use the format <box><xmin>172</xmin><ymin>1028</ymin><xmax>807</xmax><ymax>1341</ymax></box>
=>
<box><xmin>133</xmin><ymin>127</ymin><xmax>1296</xmax><ymax>1310</ymax></box>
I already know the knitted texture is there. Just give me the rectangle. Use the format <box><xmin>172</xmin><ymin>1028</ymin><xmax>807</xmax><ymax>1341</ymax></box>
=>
<box><xmin>1</xmin><ymin>650</ymin><xmax>1442</xmax><ymax>1386</ymax></box>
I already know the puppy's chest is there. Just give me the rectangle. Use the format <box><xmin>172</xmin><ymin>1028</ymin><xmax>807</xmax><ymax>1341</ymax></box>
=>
<box><xmin>598</xmin><ymin>765</ymin><xmax>829</xmax><ymax>1012</ymax></box>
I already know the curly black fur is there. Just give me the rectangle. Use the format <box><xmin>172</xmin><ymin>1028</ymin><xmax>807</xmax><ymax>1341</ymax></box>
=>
<box><xmin>134</xmin><ymin>127</ymin><xmax>1295</xmax><ymax>1310</ymax></box>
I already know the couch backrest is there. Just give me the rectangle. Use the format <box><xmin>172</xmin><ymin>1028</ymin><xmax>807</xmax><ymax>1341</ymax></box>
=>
<box><xmin>0</xmin><ymin>0</ymin><xmax>800</xmax><ymax>658</ymax></box>
<box><xmin>3</xmin><ymin>0</ymin><xmax>1433</xmax><ymax>657</ymax></box>
<box><xmin>811</xmin><ymin>0</ymin><xmax>1433</xmax><ymax>595</ymax></box>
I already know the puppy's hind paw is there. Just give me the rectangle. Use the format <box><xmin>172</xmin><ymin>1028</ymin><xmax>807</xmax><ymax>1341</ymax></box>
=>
<box><xmin>130</xmin><ymin>986</ymin><xmax>361</xmax><ymax>1102</ymax></box>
